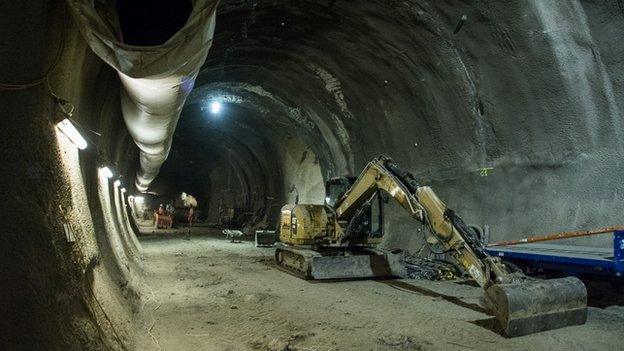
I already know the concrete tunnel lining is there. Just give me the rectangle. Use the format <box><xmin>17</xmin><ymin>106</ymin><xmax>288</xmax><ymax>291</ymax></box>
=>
<box><xmin>1</xmin><ymin>0</ymin><xmax>624</xmax><ymax>349</ymax></box>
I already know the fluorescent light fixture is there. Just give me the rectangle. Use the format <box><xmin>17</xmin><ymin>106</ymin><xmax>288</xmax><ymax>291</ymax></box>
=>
<box><xmin>120</xmin><ymin>187</ymin><xmax>126</xmax><ymax>193</ymax></box>
<box><xmin>99</xmin><ymin>166</ymin><xmax>113</xmax><ymax>179</ymax></box>
<box><xmin>210</xmin><ymin>101</ymin><xmax>222</xmax><ymax>114</ymax></box>
<box><xmin>56</xmin><ymin>118</ymin><xmax>87</xmax><ymax>150</ymax></box>
<box><xmin>113</xmin><ymin>179</ymin><xmax>121</xmax><ymax>187</ymax></box>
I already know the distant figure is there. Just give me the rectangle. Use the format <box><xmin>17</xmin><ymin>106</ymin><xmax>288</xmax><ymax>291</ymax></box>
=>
<box><xmin>155</xmin><ymin>203</ymin><xmax>172</xmax><ymax>229</ymax></box>
<box><xmin>187</xmin><ymin>207</ymin><xmax>195</xmax><ymax>228</ymax></box>
<box><xmin>183</xmin><ymin>207</ymin><xmax>194</xmax><ymax>240</ymax></box>
<box><xmin>154</xmin><ymin>204</ymin><xmax>165</xmax><ymax>226</ymax></box>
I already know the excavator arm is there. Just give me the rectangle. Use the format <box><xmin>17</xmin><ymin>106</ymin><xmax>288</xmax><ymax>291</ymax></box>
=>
<box><xmin>334</xmin><ymin>155</ymin><xmax>587</xmax><ymax>336</ymax></box>
<box><xmin>334</xmin><ymin>156</ymin><xmax>507</xmax><ymax>287</ymax></box>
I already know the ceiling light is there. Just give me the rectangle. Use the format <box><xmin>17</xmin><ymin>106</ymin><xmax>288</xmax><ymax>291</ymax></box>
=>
<box><xmin>99</xmin><ymin>166</ymin><xmax>113</xmax><ymax>179</ymax></box>
<box><xmin>56</xmin><ymin>118</ymin><xmax>87</xmax><ymax>150</ymax></box>
<box><xmin>210</xmin><ymin>101</ymin><xmax>222</xmax><ymax>114</ymax></box>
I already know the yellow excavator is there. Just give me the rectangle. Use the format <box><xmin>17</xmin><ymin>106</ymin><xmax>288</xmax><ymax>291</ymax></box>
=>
<box><xmin>275</xmin><ymin>155</ymin><xmax>587</xmax><ymax>337</ymax></box>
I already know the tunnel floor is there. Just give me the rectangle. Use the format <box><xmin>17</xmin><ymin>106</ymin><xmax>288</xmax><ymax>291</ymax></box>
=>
<box><xmin>135</xmin><ymin>228</ymin><xmax>624</xmax><ymax>350</ymax></box>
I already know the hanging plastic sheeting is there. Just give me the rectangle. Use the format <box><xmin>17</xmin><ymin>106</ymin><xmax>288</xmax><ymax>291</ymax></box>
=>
<box><xmin>67</xmin><ymin>0</ymin><xmax>219</xmax><ymax>192</ymax></box>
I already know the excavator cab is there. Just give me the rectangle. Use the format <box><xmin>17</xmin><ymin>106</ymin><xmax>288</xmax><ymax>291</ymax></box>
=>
<box><xmin>326</xmin><ymin>177</ymin><xmax>384</xmax><ymax>240</ymax></box>
<box><xmin>324</xmin><ymin>177</ymin><xmax>352</xmax><ymax>207</ymax></box>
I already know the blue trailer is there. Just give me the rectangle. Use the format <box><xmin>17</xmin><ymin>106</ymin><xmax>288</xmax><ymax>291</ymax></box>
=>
<box><xmin>485</xmin><ymin>231</ymin><xmax>624</xmax><ymax>280</ymax></box>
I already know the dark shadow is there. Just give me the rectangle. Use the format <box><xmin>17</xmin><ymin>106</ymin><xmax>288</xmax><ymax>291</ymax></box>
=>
<box><xmin>579</xmin><ymin>276</ymin><xmax>624</xmax><ymax>308</ymax></box>
<box><xmin>381</xmin><ymin>280</ymin><xmax>490</xmax><ymax>314</ymax></box>
<box><xmin>470</xmin><ymin>317</ymin><xmax>502</xmax><ymax>335</ymax></box>
<box><xmin>117</xmin><ymin>0</ymin><xmax>193</xmax><ymax>46</ymax></box>
<box><xmin>454</xmin><ymin>280</ymin><xmax>480</xmax><ymax>287</ymax></box>
<box><xmin>379</xmin><ymin>282</ymin><xmax>504</xmax><ymax>335</ymax></box>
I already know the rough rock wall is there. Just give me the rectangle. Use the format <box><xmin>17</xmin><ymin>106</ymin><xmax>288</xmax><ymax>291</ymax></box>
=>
<box><xmin>182</xmin><ymin>0</ymin><xmax>624</xmax><ymax>250</ymax></box>
<box><xmin>276</xmin><ymin>137</ymin><xmax>325</xmax><ymax>205</ymax></box>
<box><xmin>377</xmin><ymin>0</ymin><xmax>624</xmax><ymax>249</ymax></box>
<box><xmin>0</xmin><ymin>1</ymin><xmax>139</xmax><ymax>348</ymax></box>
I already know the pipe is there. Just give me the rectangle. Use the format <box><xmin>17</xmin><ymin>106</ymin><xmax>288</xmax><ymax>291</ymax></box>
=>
<box><xmin>67</xmin><ymin>0</ymin><xmax>219</xmax><ymax>191</ymax></box>
<box><xmin>486</xmin><ymin>225</ymin><xmax>624</xmax><ymax>247</ymax></box>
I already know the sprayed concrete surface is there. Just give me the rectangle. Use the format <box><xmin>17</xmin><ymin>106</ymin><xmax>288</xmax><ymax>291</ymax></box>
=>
<box><xmin>3</xmin><ymin>1</ymin><xmax>624</xmax><ymax>349</ymax></box>
<box><xmin>136</xmin><ymin>228</ymin><xmax>624</xmax><ymax>351</ymax></box>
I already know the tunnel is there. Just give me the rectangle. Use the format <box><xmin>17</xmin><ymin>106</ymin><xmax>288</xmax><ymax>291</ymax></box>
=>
<box><xmin>1</xmin><ymin>0</ymin><xmax>623</xmax><ymax>349</ymax></box>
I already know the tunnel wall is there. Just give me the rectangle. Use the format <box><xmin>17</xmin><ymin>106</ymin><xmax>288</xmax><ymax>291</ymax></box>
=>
<box><xmin>0</xmin><ymin>1</ymin><xmax>141</xmax><ymax>348</ymax></box>
<box><xmin>276</xmin><ymin>137</ymin><xmax>325</xmax><ymax>205</ymax></box>
<box><xmin>373</xmin><ymin>0</ymin><xmax>624</xmax><ymax>250</ymax></box>
<box><xmin>191</xmin><ymin>0</ymin><xmax>624</xmax><ymax>252</ymax></box>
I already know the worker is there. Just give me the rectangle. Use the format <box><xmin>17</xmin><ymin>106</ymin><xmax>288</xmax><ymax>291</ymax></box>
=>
<box><xmin>183</xmin><ymin>206</ymin><xmax>194</xmax><ymax>240</ymax></box>
<box><xmin>154</xmin><ymin>204</ymin><xmax>164</xmax><ymax>228</ymax></box>
<box><xmin>187</xmin><ymin>207</ymin><xmax>194</xmax><ymax>227</ymax></box>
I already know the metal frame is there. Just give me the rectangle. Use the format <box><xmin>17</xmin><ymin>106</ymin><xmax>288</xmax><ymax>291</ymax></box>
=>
<box><xmin>485</xmin><ymin>231</ymin><xmax>624</xmax><ymax>279</ymax></box>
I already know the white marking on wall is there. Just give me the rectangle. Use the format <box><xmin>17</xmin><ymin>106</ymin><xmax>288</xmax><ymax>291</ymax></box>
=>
<box><xmin>307</xmin><ymin>63</ymin><xmax>354</xmax><ymax>120</ymax></box>
<box><xmin>532</xmin><ymin>1</ymin><xmax>623</xmax><ymax>144</ymax></box>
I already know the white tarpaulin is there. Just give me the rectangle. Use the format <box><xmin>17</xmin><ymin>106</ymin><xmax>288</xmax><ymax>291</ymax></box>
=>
<box><xmin>67</xmin><ymin>0</ymin><xmax>218</xmax><ymax>191</ymax></box>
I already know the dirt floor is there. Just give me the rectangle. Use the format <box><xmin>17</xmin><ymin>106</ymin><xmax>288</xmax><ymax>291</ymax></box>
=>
<box><xmin>135</xmin><ymin>227</ymin><xmax>624</xmax><ymax>351</ymax></box>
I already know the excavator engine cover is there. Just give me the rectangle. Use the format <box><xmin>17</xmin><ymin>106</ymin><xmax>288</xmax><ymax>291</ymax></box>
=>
<box><xmin>485</xmin><ymin>276</ymin><xmax>587</xmax><ymax>337</ymax></box>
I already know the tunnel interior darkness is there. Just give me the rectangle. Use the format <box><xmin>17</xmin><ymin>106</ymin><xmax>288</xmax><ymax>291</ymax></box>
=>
<box><xmin>2</xmin><ymin>0</ymin><xmax>624</xmax><ymax>349</ymax></box>
<box><xmin>116</xmin><ymin>0</ymin><xmax>193</xmax><ymax>46</ymax></box>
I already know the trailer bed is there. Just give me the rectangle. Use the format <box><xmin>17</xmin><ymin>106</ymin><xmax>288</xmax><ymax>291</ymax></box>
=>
<box><xmin>485</xmin><ymin>231</ymin><xmax>624</xmax><ymax>279</ymax></box>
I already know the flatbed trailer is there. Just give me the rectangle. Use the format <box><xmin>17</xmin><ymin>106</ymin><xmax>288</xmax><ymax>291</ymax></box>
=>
<box><xmin>485</xmin><ymin>231</ymin><xmax>624</xmax><ymax>279</ymax></box>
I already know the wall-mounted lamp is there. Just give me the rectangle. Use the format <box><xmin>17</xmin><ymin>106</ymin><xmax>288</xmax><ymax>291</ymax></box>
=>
<box><xmin>56</xmin><ymin>118</ymin><xmax>87</xmax><ymax>150</ymax></box>
<box><xmin>99</xmin><ymin>166</ymin><xmax>113</xmax><ymax>179</ymax></box>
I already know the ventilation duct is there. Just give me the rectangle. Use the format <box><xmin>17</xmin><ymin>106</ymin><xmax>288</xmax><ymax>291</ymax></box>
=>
<box><xmin>67</xmin><ymin>0</ymin><xmax>218</xmax><ymax>191</ymax></box>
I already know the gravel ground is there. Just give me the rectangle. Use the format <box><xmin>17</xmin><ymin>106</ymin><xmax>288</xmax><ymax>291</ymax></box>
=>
<box><xmin>135</xmin><ymin>228</ymin><xmax>624</xmax><ymax>351</ymax></box>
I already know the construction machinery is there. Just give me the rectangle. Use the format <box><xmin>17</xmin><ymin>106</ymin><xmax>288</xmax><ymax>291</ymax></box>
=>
<box><xmin>275</xmin><ymin>155</ymin><xmax>587</xmax><ymax>337</ymax></box>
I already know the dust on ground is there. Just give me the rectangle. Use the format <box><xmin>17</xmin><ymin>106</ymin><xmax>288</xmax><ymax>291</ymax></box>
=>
<box><xmin>135</xmin><ymin>228</ymin><xmax>623</xmax><ymax>351</ymax></box>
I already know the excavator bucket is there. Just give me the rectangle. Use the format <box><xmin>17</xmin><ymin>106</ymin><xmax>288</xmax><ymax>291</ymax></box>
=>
<box><xmin>485</xmin><ymin>276</ymin><xmax>587</xmax><ymax>337</ymax></box>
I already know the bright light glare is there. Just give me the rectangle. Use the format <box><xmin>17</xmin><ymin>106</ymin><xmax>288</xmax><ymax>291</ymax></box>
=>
<box><xmin>120</xmin><ymin>187</ymin><xmax>126</xmax><ymax>193</ymax></box>
<box><xmin>56</xmin><ymin>118</ymin><xmax>87</xmax><ymax>150</ymax></box>
<box><xmin>100</xmin><ymin>166</ymin><xmax>113</xmax><ymax>179</ymax></box>
<box><xmin>325</xmin><ymin>197</ymin><xmax>331</xmax><ymax>204</ymax></box>
<box><xmin>113</xmin><ymin>179</ymin><xmax>121</xmax><ymax>187</ymax></box>
<box><xmin>210</xmin><ymin>101</ymin><xmax>222</xmax><ymax>114</ymax></box>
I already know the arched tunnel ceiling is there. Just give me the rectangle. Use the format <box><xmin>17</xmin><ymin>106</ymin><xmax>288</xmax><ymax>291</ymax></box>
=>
<box><xmin>152</xmin><ymin>0</ymin><xmax>624</xmax><ymax>241</ymax></box>
<box><xmin>160</xmin><ymin>0</ymin><xmax>497</xmax><ymax>185</ymax></box>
